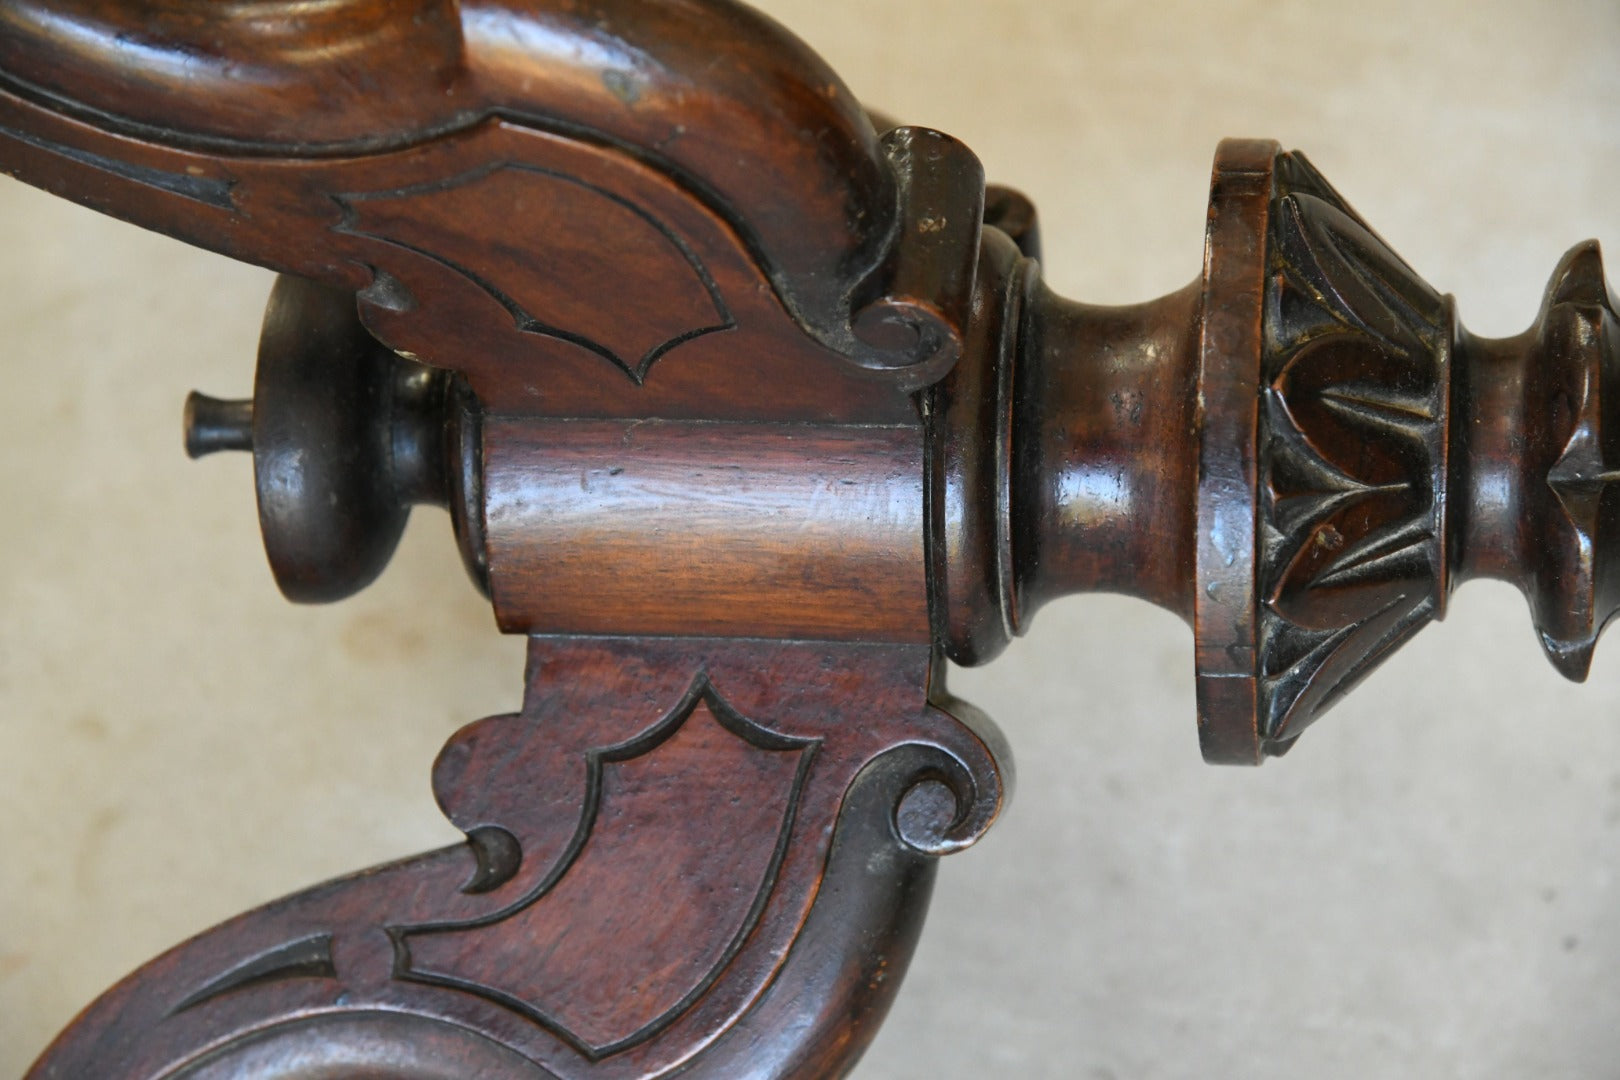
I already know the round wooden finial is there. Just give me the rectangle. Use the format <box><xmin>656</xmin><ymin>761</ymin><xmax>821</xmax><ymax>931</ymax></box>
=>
<box><xmin>943</xmin><ymin>140</ymin><xmax>1619</xmax><ymax>763</ymax></box>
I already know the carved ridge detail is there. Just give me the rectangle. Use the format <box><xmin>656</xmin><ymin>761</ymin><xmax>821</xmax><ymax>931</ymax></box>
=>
<box><xmin>0</xmin><ymin>120</ymin><xmax>235</xmax><ymax>208</ymax></box>
<box><xmin>389</xmin><ymin>672</ymin><xmax>819</xmax><ymax>1061</ymax></box>
<box><xmin>1494</xmin><ymin>241</ymin><xmax>1620</xmax><ymax>679</ymax></box>
<box><xmin>167</xmin><ymin>934</ymin><xmax>336</xmax><ymax>1017</ymax></box>
<box><xmin>334</xmin><ymin>161</ymin><xmax>735</xmax><ymax>385</ymax></box>
<box><xmin>1254</xmin><ymin>152</ymin><xmax>1453</xmax><ymax>753</ymax></box>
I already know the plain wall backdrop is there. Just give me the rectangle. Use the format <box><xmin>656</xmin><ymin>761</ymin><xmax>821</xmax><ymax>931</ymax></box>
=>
<box><xmin>2</xmin><ymin>1</ymin><xmax>1618</xmax><ymax>1076</ymax></box>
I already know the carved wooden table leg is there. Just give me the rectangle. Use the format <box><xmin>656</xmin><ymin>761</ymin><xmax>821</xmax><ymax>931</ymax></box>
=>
<box><xmin>0</xmin><ymin>1</ymin><xmax>1614</xmax><ymax>1076</ymax></box>
<box><xmin>29</xmin><ymin>638</ymin><xmax>1005</xmax><ymax>1077</ymax></box>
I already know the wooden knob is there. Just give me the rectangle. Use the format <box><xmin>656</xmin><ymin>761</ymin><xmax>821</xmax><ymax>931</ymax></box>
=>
<box><xmin>182</xmin><ymin>393</ymin><xmax>254</xmax><ymax>458</ymax></box>
<box><xmin>191</xmin><ymin>275</ymin><xmax>488</xmax><ymax>603</ymax></box>
<box><xmin>937</xmin><ymin>139</ymin><xmax>1619</xmax><ymax>763</ymax></box>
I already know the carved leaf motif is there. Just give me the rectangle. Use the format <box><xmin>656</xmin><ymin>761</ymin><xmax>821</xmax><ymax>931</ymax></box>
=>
<box><xmin>1256</xmin><ymin>155</ymin><xmax>1452</xmax><ymax>750</ymax></box>
<box><xmin>337</xmin><ymin>162</ymin><xmax>734</xmax><ymax>384</ymax></box>
<box><xmin>395</xmin><ymin>679</ymin><xmax>815</xmax><ymax>1060</ymax></box>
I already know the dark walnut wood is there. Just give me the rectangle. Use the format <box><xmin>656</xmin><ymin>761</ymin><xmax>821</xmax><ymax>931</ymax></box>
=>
<box><xmin>29</xmin><ymin>639</ymin><xmax>1007</xmax><ymax>1078</ymax></box>
<box><xmin>937</xmin><ymin>139</ymin><xmax>1620</xmax><ymax>763</ymax></box>
<box><xmin>0</xmin><ymin>1</ymin><xmax>1612</xmax><ymax>1077</ymax></box>
<box><xmin>1</xmin><ymin>3</ymin><xmax>1008</xmax><ymax>1077</ymax></box>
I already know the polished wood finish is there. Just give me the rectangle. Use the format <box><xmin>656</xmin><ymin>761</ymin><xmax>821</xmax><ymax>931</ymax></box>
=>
<box><xmin>481</xmin><ymin>419</ymin><xmax>928</xmax><ymax>640</ymax></box>
<box><xmin>0</xmin><ymin>1</ymin><xmax>1612</xmax><ymax>1076</ymax></box>
<box><xmin>934</xmin><ymin>136</ymin><xmax>1620</xmax><ymax>763</ymax></box>
<box><xmin>0</xmin><ymin>0</ymin><xmax>906</xmax><ymax>373</ymax></box>
<box><xmin>1013</xmin><ymin>279</ymin><xmax>1204</xmax><ymax>624</ymax></box>
<box><xmin>953</xmin><ymin>141</ymin><xmax>1620</xmax><ymax>763</ymax></box>
<box><xmin>2</xmin><ymin>3</ymin><xmax>1008</xmax><ymax>1075</ymax></box>
<box><xmin>28</xmin><ymin>639</ymin><xmax>1007</xmax><ymax>1079</ymax></box>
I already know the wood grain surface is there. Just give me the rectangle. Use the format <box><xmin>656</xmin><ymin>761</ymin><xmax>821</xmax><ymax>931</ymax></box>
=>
<box><xmin>1</xmin><ymin>1</ymin><xmax>1618</xmax><ymax>1078</ymax></box>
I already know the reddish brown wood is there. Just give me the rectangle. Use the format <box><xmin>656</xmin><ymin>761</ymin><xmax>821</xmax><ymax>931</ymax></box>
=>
<box><xmin>1456</xmin><ymin>242</ymin><xmax>1620</xmax><ymax>679</ymax></box>
<box><xmin>481</xmin><ymin>419</ymin><xmax>928</xmax><ymax>641</ymax></box>
<box><xmin>27</xmin><ymin>638</ymin><xmax>1007</xmax><ymax>1079</ymax></box>
<box><xmin>0</xmin><ymin>0</ymin><xmax>910</xmax><ymax>375</ymax></box>
<box><xmin>187</xmin><ymin>274</ymin><xmax>491</xmax><ymax>603</ymax></box>
<box><xmin>0</xmin><ymin>2</ymin><xmax>1008</xmax><ymax>1073</ymax></box>
<box><xmin>938</xmin><ymin>138</ymin><xmax>1620</xmax><ymax>763</ymax></box>
<box><xmin>0</xmin><ymin>1</ymin><xmax>1614</xmax><ymax>1076</ymax></box>
<box><xmin>1190</xmin><ymin>139</ymin><xmax>1275</xmax><ymax>763</ymax></box>
<box><xmin>1013</xmin><ymin>279</ymin><xmax>1203</xmax><ymax>625</ymax></box>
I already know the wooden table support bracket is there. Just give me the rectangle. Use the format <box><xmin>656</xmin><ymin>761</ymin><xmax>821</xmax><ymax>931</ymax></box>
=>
<box><xmin>1</xmin><ymin>1</ymin><xmax>1614</xmax><ymax>1076</ymax></box>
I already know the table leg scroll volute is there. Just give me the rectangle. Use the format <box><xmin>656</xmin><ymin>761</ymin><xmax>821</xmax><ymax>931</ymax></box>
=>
<box><xmin>29</xmin><ymin>639</ymin><xmax>1006</xmax><ymax>1078</ymax></box>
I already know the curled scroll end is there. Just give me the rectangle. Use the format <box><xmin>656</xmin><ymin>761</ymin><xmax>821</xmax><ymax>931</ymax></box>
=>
<box><xmin>851</xmin><ymin>296</ymin><xmax>959</xmax><ymax>379</ymax></box>
<box><xmin>888</xmin><ymin>692</ymin><xmax>1012</xmax><ymax>856</ymax></box>
<box><xmin>896</xmin><ymin>779</ymin><xmax>960</xmax><ymax>851</ymax></box>
<box><xmin>844</xmin><ymin>127</ymin><xmax>985</xmax><ymax>389</ymax></box>
<box><xmin>461</xmin><ymin>825</ymin><xmax>521</xmax><ymax>895</ymax></box>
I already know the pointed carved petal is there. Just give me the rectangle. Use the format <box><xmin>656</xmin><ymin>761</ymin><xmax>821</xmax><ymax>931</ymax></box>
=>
<box><xmin>1547</xmin><ymin>420</ymin><xmax>1620</xmax><ymax>538</ymax></box>
<box><xmin>1309</xmin><ymin>518</ymin><xmax>1434</xmax><ymax>594</ymax></box>
<box><xmin>1318</xmin><ymin>384</ymin><xmax>1436</xmax><ymax>435</ymax></box>
<box><xmin>1541</xmin><ymin>633</ymin><xmax>1597</xmax><ymax>683</ymax></box>
<box><xmin>1231</xmin><ymin>149</ymin><xmax>1450</xmax><ymax>757</ymax></box>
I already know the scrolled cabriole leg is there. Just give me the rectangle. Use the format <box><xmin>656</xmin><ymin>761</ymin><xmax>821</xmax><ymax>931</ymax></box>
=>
<box><xmin>29</xmin><ymin>640</ymin><xmax>1006</xmax><ymax>1079</ymax></box>
<box><xmin>2</xmin><ymin>1</ymin><xmax>1013</xmax><ymax>1074</ymax></box>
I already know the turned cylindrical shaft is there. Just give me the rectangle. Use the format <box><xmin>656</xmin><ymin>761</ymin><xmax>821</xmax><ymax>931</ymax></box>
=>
<box><xmin>1011</xmin><ymin>281</ymin><xmax>1201</xmax><ymax>624</ymax></box>
<box><xmin>940</xmin><ymin>139</ymin><xmax>1620</xmax><ymax>763</ymax></box>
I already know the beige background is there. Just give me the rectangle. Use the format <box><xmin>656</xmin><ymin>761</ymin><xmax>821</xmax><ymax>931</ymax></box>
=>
<box><xmin>3</xmin><ymin>1</ymin><xmax>1620</xmax><ymax>1076</ymax></box>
